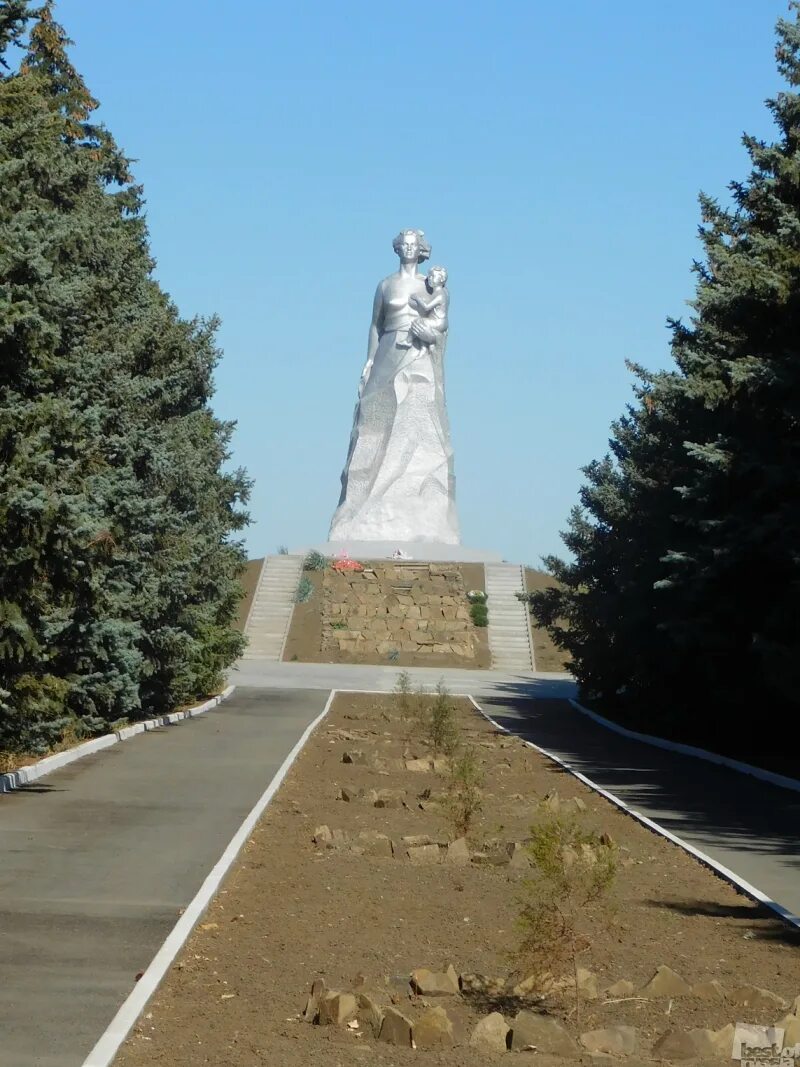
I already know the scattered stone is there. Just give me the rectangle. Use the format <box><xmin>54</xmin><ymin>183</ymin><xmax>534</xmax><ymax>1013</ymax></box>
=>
<box><xmin>318</xmin><ymin>991</ymin><xmax>358</xmax><ymax>1026</ymax></box>
<box><xmin>599</xmin><ymin>832</ymin><xmax>614</xmax><ymax>846</ymax></box>
<box><xmin>580</xmin><ymin>842</ymin><xmax>598</xmax><ymax>866</ymax></box>
<box><xmin>312</xmin><ymin>825</ymin><xmax>332</xmax><ymax>846</ymax></box>
<box><xmin>605</xmin><ymin>979</ymin><xmax>636</xmax><ymax>997</ymax></box>
<box><xmin>310</xmin><ymin>977</ymin><xmax>327</xmax><ymax>998</ymax></box>
<box><xmin>339</xmin><ymin>787</ymin><xmax>358</xmax><ymax>802</ymax></box>
<box><xmin>470</xmin><ymin>1012</ymin><xmax>510</xmax><ymax>1053</ymax></box>
<box><xmin>341</xmin><ymin>750</ymin><xmax>367</xmax><ymax>765</ymax></box>
<box><xmin>302</xmin><ymin>996</ymin><xmax>319</xmax><ymax>1023</ymax></box>
<box><xmin>690</xmin><ymin>1023</ymin><xmax>736</xmax><ymax>1059</ymax></box>
<box><xmin>378</xmin><ymin>1006</ymin><xmax>414</xmax><ymax>1046</ymax></box>
<box><xmin>356</xmin><ymin>992</ymin><xmax>384</xmax><ymax>1037</ymax></box>
<box><xmin>507</xmin><ymin>842</ymin><xmax>531</xmax><ymax>869</ymax></box>
<box><xmin>405</xmin><ymin>757</ymin><xmax>432</xmax><ymax>772</ymax></box>
<box><xmin>445</xmin><ymin>837</ymin><xmax>471</xmax><ymax>865</ymax></box>
<box><xmin>729</xmin><ymin>984</ymin><xmax>787</xmax><ymax>1011</ymax></box>
<box><xmin>776</xmin><ymin>1014</ymin><xmax>800</xmax><ymax>1047</ymax></box>
<box><xmin>407</xmin><ymin>844</ymin><xmax>441</xmax><ymax>866</ymax></box>
<box><xmin>460</xmin><ymin>973</ymin><xmax>507</xmax><ymax>996</ymax></box>
<box><xmin>575</xmin><ymin>968</ymin><xmax>600</xmax><ymax>1000</ymax></box>
<box><xmin>691</xmin><ymin>978</ymin><xmax>726</xmax><ymax>1000</ymax></box>
<box><xmin>355</xmin><ymin>830</ymin><xmax>393</xmax><ymax>857</ymax></box>
<box><xmin>411</xmin><ymin>965</ymin><xmax>459</xmax><ymax>997</ymax></box>
<box><xmin>651</xmin><ymin>1030</ymin><xmax>702</xmax><ymax>1060</ymax></box>
<box><xmin>580</xmin><ymin>1025</ymin><xmax>639</xmax><ymax>1056</ymax></box>
<box><xmin>413</xmin><ymin>1005</ymin><xmax>455</xmax><ymax>1048</ymax></box>
<box><xmin>542</xmin><ymin>790</ymin><xmax>562</xmax><ymax>813</ymax></box>
<box><xmin>401</xmin><ymin>834</ymin><xmax>434</xmax><ymax>847</ymax></box>
<box><xmin>432</xmin><ymin>757</ymin><xmax>451</xmax><ymax>773</ymax></box>
<box><xmin>640</xmin><ymin>965</ymin><xmax>692</xmax><ymax>997</ymax></box>
<box><xmin>571</xmin><ymin>797</ymin><xmax>587</xmax><ymax>812</ymax></box>
<box><xmin>510</xmin><ymin>1011</ymin><xmax>578</xmax><ymax>1056</ymax></box>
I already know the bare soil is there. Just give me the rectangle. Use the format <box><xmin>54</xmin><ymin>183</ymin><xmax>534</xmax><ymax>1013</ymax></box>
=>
<box><xmin>525</xmin><ymin>568</ymin><xmax>571</xmax><ymax>672</ymax></box>
<box><xmin>118</xmin><ymin>693</ymin><xmax>800</xmax><ymax>1067</ymax></box>
<box><xmin>283</xmin><ymin>561</ymin><xmax>491</xmax><ymax>669</ymax></box>
<box><xmin>235</xmin><ymin>558</ymin><xmax>264</xmax><ymax>632</ymax></box>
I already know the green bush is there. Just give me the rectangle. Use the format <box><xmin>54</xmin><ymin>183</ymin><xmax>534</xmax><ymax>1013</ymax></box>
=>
<box><xmin>467</xmin><ymin>589</ymin><xmax>487</xmax><ymax>604</ymax></box>
<box><xmin>295</xmin><ymin>576</ymin><xmax>314</xmax><ymax>603</ymax></box>
<box><xmin>446</xmin><ymin>744</ymin><xmax>484</xmax><ymax>837</ymax></box>
<box><xmin>303</xmin><ymin>550</ymin><xmax>328</xmax><ymax>571</ymax></box>
<box><xmin>470</xmin><ymin>601</ymin><xmax>489</xmax><ymax>627</ymax></box>
<box><xmin>428</xmin><ymin>679</ymin><xmax>460</xmax><ymax>755</ymax></box>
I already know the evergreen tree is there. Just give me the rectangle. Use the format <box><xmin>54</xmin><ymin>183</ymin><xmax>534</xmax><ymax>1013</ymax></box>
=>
<box><xmin>0</xmin><ymin>3</ymin><xmax>249</xmax><ymax>753</ymax></box>
<box><xmin>531</xmin><ymin>4</ymin><xmax>800</xmax><ymax>759</ymax></box>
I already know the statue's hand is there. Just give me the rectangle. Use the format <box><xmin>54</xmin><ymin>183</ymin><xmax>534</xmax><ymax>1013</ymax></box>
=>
<box><xmin>408</xmin><ymin>294</ymin><xmax>422</xmax><ymax>311</ymax></box>
<box><xmin>358</xmin><ymin>361</ymin><xmax>373</xmax><ymax>397</ymax></box>
<box><xmin>410</xmin><ymin>319</ymin><xmax>436</xmax><ymax>345</ymax></box>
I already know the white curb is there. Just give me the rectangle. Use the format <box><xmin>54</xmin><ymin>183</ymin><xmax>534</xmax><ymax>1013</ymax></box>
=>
<box><xmin>81</xmin><ymin>688</ymin><xmax>337</xmax><ymax>1067</ymax></box>
<box><xmin>468</xmin><ymin>696</ymin><xmax>800</xmax><ymax>932</ymax></box>
<box><xmin>569</xmin><ymin>698</ymin><xmax>800</xmax><ymax>794</ymax></box>
<box><xmin>0</xmin><ymin>686</ymin><xmax>236</xmax><ymax>795</ymax></box>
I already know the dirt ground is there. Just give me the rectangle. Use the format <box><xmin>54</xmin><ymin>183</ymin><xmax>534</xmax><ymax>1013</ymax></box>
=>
<box><xmin>118</xmin><ymin>692</ymin><xmax>800</xmax><ymax>1067</ymax></box>
<box><xmin>283</xmin><ymin>561</ymin><xmax>492</xmax><ymax>669</ymax></box>
<box><xmin>525</xmin><ymin>568</ymin><xmax>571</xmax><ymax>672</ymax></box>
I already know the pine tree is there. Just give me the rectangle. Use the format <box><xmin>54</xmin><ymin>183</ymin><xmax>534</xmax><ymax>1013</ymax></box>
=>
<box><xmin>0</xmin><ymin>3</ymin><xmax>249</xmax><ymax>753</ymax></box>
<box><xmin>532</xmin><ymin>4</ymin><xmax>800</xmax><ymax>759</ymax></box>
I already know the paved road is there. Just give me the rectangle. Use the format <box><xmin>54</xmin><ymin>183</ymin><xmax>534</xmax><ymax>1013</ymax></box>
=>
<box><xmin>0</xmin><ymin>688</ymin><xmax>329</xmax><ymax>1067</ymax></box>
<box><xmin>479</xmin><ymin>693</ymin><xmax>800</xmax><ymax>923</ymax></box>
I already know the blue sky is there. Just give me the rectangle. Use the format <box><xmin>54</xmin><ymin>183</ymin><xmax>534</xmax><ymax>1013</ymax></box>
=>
<box><xmin>54</xmin><ymin>0</ymin><xmax>787</xmax><ymax>566</ymax></box>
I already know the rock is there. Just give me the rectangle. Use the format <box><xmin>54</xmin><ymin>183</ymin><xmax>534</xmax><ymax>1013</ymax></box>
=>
<box><xmin>342</xmin><ymin>750</ymin><xmax>367</xmax><ymax>764</ymax></box>
<box><xmin>302</xmin><ymin>995</ymin><xmax>319</xmax><ymax>1023</ymax></box>
<box><xmin>460</xmin><ymin>973</ymin><xmax>507</xmax><ymax>996</ymax></box>
<box><xmin>651</xmin><ymin>1031</ymin><xmax>701</xmax><ymax>1060</ymax></box>
<box><xmin>507</xmin><ymin>841</ymin><xmax>531</xmax><ymax>869</ymax></box>
<box><xmin>378</xmin><ymin>1006</ymin><xmax>414</xmax><ymax>1046</ymax></box>
<box><xmin>575</xmin><ymin>967</ymin><xmax>600</xmax><ymax>999</ymax></box>
<box><xmin>691</xmin><ymin>978</ymin><xmax>725</xmax><ymax>999</ymax></box>
<box><xmin>310</xmin><ymin>977</ymin><xmax>327</xmax><ymax>998</ymax></box>
<box><xmin>599</xmin><ymin>832</ymin><xmax>614</xmax><ymax>846</ymax></box>
<box><xmin>407</xmin><ymin>843</ymin><xmax>441</xmax><ymax>866</ymax></box>
<box><xmin>312</xmin><ymin>825</ymin><xmax>332</xmax><ymax>846</ymax></box>
<box><xmin>318</xmin><ymin>991</ymin><xmax>358</xmax><ymax>1026</ymax></box>
<box><xmin>689</xmin><ymin>1023</ymin><xmax>736</xmax><ymax>1059</ymax></box>
<box><xmin>572</xmin><ymin>797</ymin><xmax>587</xmax><ymax>812</ymax></box>
<box><xmin>355</xmin><ymin>830</ymin><xmax>394</xmax><ymax>857</ymax></box>
<box><xmin>640</xmin><ymin>964</ymin><xmax>692</xmax><ymax>997</ymax></box>
<box><xmin>432</xmin><ymin>757</ymin><xmax>451</xmax><ymax>773</ymax></box>
<box><xmin>356</xmin><ymin>992</ymin><xmax>384</xmax><ymax>1037</ymax></box>
<box><xmin>580</xmin><ymin>842</ymin><xmax>597</xmax><ymax>866</ymax></box>
<box><xmin>445</xmin><ymin>837</ymin><xmax>471</xmax><ymax>865</ymax></box>
<box><xmin>580</xmin><ymin>1026</ymin><xmax>639</xmax><ymax>1056</ymax></box>
<box><xmin>605</xmin><ymin>979</ymin><xmax>636</xmax><ymax>997</ymax></box>
<box><xmin>405</xmin><ymin>757</ymin><xmax>432</xmax><ymax>772</ymax></box>
<box><xmin>401</xmin><ymin>834</ymin><xmax>434</xmax><ymax>847</ymax></box>
<box><xmin>510</xmin><ymin>1011</ymin><xmax>578</xmax><ymax>1055</ymax></box>
<box><xmin>776</xmin><ymin>1014</ymin><xmax>800</xmax><ymax>1047</ymax></box>
<box><xmin>542</xmin><ymin>791</ymin><xmax>562</xmax><ymax>813</ymax></box>
<box><xmin>411</xmin><ymin>965</ymin><xmax>459</xmax><ymax>997</ymax></box>
<box><xmin>729</xmin><ymin>984</ymin><xmax>787</xmax><ymax>1011</ymax></box>
<box><xmin>413</xmin><ymin>1005</ymin><xmax>455</xmax><ymax>1048</ymax></box>
<box><xmin>470</xmin><ymin>1012</ymin><xmax>510</xmax><ymax>1053</ymax></box>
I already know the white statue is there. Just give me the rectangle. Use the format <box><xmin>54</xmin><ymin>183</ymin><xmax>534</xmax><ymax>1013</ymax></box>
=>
<box><xmin>328</xmin><ymin>230</ymin><xmax>461</xmax><ymax>544</ymax></box>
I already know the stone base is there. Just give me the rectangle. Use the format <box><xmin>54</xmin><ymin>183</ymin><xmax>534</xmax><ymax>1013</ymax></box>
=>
<box><xmin>293</xmin><ymin>541</ymin><xmax>504</xmax><ymax>563</ymax></box>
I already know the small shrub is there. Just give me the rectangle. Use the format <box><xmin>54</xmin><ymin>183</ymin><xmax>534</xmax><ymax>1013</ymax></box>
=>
<box><xmin>467</xmin><ymin>589</ymin><xmax>487</xmax><ymax>603</ymax></box>
<box><xmin>303</xmin><ymin>550</ymin><xmax>328</xmax><ymax>571</ymax></box>
<box><xmin>515</xmin><ymin>813</ymin><xmax>617</xmax><ymax>1022</ymax></box>
<box><xmin>446</xmin><ymin>744</ymin><xmax>484</xmax><ymax>837</ymax></box>
<box><xmin>330</xmin><ymin>621</ymin><xmax>346</xmax><ymax>631</ymax></box>
<box><xmin>428</xmin><ymin>678</ymin><xmax>460</xmax><ymax>755</ymax></box>
<box><xmin>387</xmin><ymin>648</ymin><xmax>400</xmax><ymax>663</ymax></box>
<box><xmin>294</xmin><ymin>575</ymin><xmax>313</xmax><ymax>603</ymax></box>
<box><xmin>470</xmin><ymin>601</ymin><xmax>489</xmax><ymax>627</ymax></box>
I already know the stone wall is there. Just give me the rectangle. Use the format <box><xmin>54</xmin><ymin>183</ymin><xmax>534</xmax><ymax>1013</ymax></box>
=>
<box><xmin>322</xmin><ymin>563</ymin><xmax>476</xmax><ymax>660</ymax></box>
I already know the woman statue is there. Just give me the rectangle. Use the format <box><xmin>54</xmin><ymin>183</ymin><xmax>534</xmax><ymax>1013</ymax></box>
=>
<box><xmin>328</xmin><ymin>229</ymin><xmax>461</xmax><ymax>544</ymax></box>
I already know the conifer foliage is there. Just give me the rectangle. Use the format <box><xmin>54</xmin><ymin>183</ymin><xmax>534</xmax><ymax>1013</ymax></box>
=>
<box><xmin>0</xmin><ymin>3</ymin><xmax>250</xmax><ymax>753</ymax></box>
<box><xmin>531</xmin><ymin>6</ymin><xmax>800</xmax><ymax>760</ymax></box>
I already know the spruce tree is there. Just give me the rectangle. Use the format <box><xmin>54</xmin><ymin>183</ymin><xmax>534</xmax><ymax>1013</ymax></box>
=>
<box><xmin>0</xmin><ymin>3</ymin><xmax>249</xmax><ymax>752</ymax></box>
<box><xmin>532</xmin><ymin>4</ymin><xmax>800</xmax><ymax>759</ymax></box>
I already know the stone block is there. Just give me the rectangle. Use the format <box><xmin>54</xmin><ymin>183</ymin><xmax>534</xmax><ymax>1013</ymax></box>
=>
<box><xmin>411</xmin><ymin>965</ymin><xmax>460</xmax><ymax>996</ymax></box>
<box><xmin>378</xmin><ymin>1007</ymin><xmax>413</xmax><ymax>1046</ymax></box>
<box><xmin>510</xmin><ymin>1011</ymin><xmax>577</xmax><ymax>1055</ymax></box>
<box><xmin>318</xmin><ymin>991</ymin><xmax>358</xmax><ymax>1026</ymax></box>
<box><xmin>470</xmin><ymin>1012</ymin><xmax>510</xmax><ymax>1053</ymax></box>
<box><xmin>413</xmin><ymin>1006</ymin><xmax>454</xmax><ymax>1047</ymax></box>
<box><xmin>580</xmin><ymin>1026</ymin><xmax>638</xmax><ymax>1056</ymax></box>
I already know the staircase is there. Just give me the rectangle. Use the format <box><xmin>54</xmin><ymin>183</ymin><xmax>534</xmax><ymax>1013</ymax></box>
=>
<box><xmin>484</xmin><ymin>563</ymin><xmax>536</xmax><ymax>671</ymax></box>
<box><xmin>243</xmin><ymin>554</ymin><xmax>303</xmax><ymax>661</ymax></box>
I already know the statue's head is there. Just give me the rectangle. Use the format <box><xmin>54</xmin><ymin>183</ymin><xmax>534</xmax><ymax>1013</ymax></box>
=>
<box><xmin>392</xmin><ymin>229</ymin><xmax>431</xmax><ymax>264</ymax></box>
<box><xmin>426</xmin><ymin>265</ymin><xmax>447</xmax><ymax>290</ymax></box>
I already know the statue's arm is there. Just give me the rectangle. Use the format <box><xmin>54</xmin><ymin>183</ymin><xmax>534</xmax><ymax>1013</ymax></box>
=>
<box><xmin>359</xmin><ymin>283</ymin><xmax>384</xmax><ymax>395</ymax></box>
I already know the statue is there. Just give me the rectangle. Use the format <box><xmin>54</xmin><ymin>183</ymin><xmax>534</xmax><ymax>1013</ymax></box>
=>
<box><xmin>328</xmin><ymin>230</ymin><xmax>461</xmax><ymax>544</ymax></box>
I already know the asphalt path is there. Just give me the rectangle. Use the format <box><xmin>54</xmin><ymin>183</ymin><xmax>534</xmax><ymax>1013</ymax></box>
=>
<box><xmin>478</xmin><ymin>689</ymin><xmax>800</xmax><ymax>924</ymax></box>
<box><xmin>0</xmin><ymin>687</ymin><xmax>329</xmax><ymax>1067</ymax></box>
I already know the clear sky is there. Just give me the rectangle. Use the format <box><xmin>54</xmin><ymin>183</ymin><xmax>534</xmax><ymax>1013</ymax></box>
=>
<box><xmin>53</xmin><ymin>0</ymin><xmax>787</xmax><ymax>566</ymax></box>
